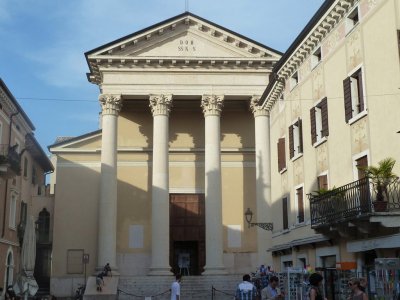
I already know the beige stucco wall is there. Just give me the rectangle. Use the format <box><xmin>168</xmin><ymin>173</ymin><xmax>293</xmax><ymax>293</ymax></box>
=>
<box><xmin>268</xmin><ymin>0</ymin><xmax>400</xmax><ymax>270</ymax></box>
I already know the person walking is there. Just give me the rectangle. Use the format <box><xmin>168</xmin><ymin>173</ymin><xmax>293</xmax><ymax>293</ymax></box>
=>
<box><xmin>171</xmin><ymin>274</ymin><xmax>182</xmax><ymax>300</ymax></box>
<box><xmin>235</xmin><ymin>274</ymin><xmax>258</xmax><ymax>300</ymax></box>
<box><xmin>309</xmin><ymin>273</ymin><xmax>327</xmax><ymax>300</ymax></box>
<box><xmin>261</xmin><ymin>276</ymin><xmax>284</xmax><ymax>300</ymax></box>
<box><xmin>96</xmin><ymin>272</ymin><xmax>105</xmax><ymax>292</ymax></box>
<box><xmin>348</xmin><ymin>278</ymin><xmax>368</xmax><ymax>300</ymax></box>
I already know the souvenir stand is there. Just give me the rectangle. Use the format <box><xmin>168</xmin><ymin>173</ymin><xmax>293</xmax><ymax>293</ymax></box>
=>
<box><xmin>278</xmin><ymin>267</ymin><xmax>307</xmax><ymax>300</ymax></box>
<box><xmin>374</xmin><ymin>258</ymin><xmax>400</xmax><ymax>300</ymax></box>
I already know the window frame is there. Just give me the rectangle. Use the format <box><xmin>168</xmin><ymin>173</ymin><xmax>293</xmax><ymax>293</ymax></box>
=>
<box><xmin>310</xmin><ymin>97</ymin><xmax>329</xmax><ymax>146</ymax></box>
<box><xmin>343</xmin><ymin>66</ymin><xmax>367</xmax><ymax>124</ymax></box>
<box><xmin>289</xmin><ymin>118</ymin><xmax>303</xmax><ymax>160</ymax></box>
<box><xmin>277</xmin><ymin>137</ymin><xmax>287</xmax><ymax>173</ymax></box>
<box><xmin>295</xmin><ymin>185</ymin><xmax>305</xmax><ymax>225</ymax></box>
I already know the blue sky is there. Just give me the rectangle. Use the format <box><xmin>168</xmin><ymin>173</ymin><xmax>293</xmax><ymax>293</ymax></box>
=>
<box><xmin>0</xmin><ymin>0</ymin><xmax>324</xmax><ymax>152</ymax></box>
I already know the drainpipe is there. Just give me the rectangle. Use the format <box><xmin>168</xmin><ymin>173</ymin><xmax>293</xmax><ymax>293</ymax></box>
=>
<box><xmin>1</xmin><ymin>112</ymin><xmax>19</xmax><ymax>238</ymax></box>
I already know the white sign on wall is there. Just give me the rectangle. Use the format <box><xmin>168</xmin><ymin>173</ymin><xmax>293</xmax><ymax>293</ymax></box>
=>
<box><xmin>129</xmin><ymin>225</ymin><xmax>144</xmax><ymax>249</ymax></box>
<box><xmin>227</xmin><ymin>225</ymin><xmax>241</xmax><ymax>248</ymax></box>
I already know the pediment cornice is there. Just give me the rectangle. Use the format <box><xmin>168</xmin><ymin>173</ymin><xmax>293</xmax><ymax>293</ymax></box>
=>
<box><xmin>86</xmin><ymin>13</ymin><xmax>282</xmax><ymax>85</ymax></box>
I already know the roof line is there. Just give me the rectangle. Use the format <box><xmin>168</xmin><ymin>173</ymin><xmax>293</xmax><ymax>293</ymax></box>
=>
<box><xmin>84</xmin><ymin>12</ymin><xmax>283</xmax><ymax>80</ymax></box>
<box><xmin>0</xmin><ymin>78</ymin><xmax>35</xmax><ymax>130</ymax></box>
<box><xmin>48</xmin><ymin>129</ymin><xmax>102</xmax><ymax>150</ymax></box>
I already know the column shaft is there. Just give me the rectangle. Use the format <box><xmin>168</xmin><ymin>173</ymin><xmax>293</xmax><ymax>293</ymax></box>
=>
<box><xmin>201</xmin><ymin>95</ymin><xmax>227</xmax><ymax>275</ymax></box>
<box><xmin>149</xmin><ymin>94</ymin><xmax>172</xmax><ymax>275</ymax></box>
<box><xmin>98</xmin><ymin>94</ymin><xmax>122</xmax><ymax>270</ymax></box>
<box><xmin>251</xmin><ymin>97</ymin><xmax>272</xmax><ymax>265</ymax></box>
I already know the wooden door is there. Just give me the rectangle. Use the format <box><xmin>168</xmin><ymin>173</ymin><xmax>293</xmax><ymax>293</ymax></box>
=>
<box><xmin>170</xmin><ymin>194</ymin><xmax>205</xmax><ymax>275</ymax></box>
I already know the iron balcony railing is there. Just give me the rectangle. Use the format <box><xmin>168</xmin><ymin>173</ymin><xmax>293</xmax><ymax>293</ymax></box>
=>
<box><xmin>0</xmin><ymin>144</ymin><xmax>21</xmax><ymax>175</ymax></box>
<box><xmin>308</xmin><ymin>177</ymin><xmax>400</xmax><ymax>228</ymax></box>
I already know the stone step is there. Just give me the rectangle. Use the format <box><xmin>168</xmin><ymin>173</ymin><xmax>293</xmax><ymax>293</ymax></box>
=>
<box><xmin>118</xmin><ymin>275</ymin><xmax>240</xmax><ymax>300</ymax></box>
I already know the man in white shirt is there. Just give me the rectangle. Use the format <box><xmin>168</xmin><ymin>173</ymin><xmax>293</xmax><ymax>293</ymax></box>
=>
<box><xmin>171</xmin><ymin>274</ymin><xmax>182</xmax><ymax>300</ymax></box>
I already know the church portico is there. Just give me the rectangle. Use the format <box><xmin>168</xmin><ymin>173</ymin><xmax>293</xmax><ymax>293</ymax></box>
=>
<box><xmin>49</xmin><ymin>12</ymin><xmax>281</xmax><ymax>296</ymax></box>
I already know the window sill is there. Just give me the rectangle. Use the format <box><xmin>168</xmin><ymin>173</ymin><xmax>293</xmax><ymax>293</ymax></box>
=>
<box><xmin>348</xmin><ymin>110</ymin><xmax>367</xmax><ymax>125</ymax></box>
<box><xmin>279</xmin><ymin>167</ymin><xmax>287</xmax><ymax>174</ymax></box>
<box><xmin>313</xmin><ymin>137</ymin><xmax>327</xmax><ymax>148</ymax></box>
<box><xmin>291</xmin><ymin>153</ymin><xmax>303</xmax><ymax>162</ymax></box>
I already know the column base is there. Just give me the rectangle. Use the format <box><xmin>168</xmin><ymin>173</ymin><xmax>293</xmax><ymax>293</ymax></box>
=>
<box><xmin>202</xmin><ymin>266</ymin><xmax>228</xmax><ymax>275</ymax></box>
<box><xmin>148</xmin><ymin>267</ymin><xmax>173</xmax><ymax>276</ymax></box>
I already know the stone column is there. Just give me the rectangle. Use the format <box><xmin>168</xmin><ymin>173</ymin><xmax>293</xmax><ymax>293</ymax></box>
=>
<box><xmin>98</xmin><ymin>94</ymin><xmax>122</xmax><ymax>270</ymax></box>
<box><xmin>250</xmin><ymin>96</ymin><xmax>272</xmax><ymax>265</ymax></box>
<box><xmin>148</xmin><ymin>94</ymin><xmax>173</xmax><ymax>275</ymax></box>
<box><xmin>201</xmin><ymin>95</ymin><xmax>227</xmax><ymax>275</ymax></box>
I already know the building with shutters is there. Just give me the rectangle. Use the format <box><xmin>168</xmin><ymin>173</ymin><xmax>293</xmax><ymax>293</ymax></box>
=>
<box><xmin>0</xmin><ymin>79</ymin><xmax>54</xmax><ymax>296</ymax></box>
<box><xmin>261</xmin><ymin>0</ymin><xmax>400</xmax><ymax>297</ymax></box>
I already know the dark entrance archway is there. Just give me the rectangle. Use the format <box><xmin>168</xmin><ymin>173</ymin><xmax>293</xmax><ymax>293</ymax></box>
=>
<box><xmin>170</xmin><ymin>194</ymin><xmax>205</xmax><ymax>275</ymax></box>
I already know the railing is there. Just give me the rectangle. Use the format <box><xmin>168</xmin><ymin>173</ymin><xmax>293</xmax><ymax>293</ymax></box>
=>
<box><xmin>308</xmin><ymin>177</ymin><xmax>400</xmax><ymax>228</ymax></box>
<box><xmin>0</xmin><ymin>144</ymin><xmax>20</xmax><ymax>175</ymax></box>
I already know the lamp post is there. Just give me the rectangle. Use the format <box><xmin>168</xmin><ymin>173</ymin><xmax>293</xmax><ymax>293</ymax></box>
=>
<box><xmin>244</xmin><ymin>208</ymin><xmax>273</xmax><ymax>231</ymax></box>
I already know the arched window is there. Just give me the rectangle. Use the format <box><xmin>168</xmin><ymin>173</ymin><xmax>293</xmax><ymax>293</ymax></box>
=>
<box><xmin>4</xmin><ymin>248</ymin><xmax>14</xmax><ymax>289</ymax></box>
<box><xmin>38</xmin><ymin>208</ymin><xmax>50</xmax><ymax>243</ymax></box>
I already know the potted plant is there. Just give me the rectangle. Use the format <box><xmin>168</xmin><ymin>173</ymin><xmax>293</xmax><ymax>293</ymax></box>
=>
<box><xmin>361</xmin><ymin>158</ymin><xmax>398</xmax><ymax>212</ymax></box>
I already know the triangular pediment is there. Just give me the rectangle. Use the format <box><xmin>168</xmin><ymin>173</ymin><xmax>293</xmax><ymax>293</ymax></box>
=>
<box><xmin>87</xmin><ymin>13</ymin><xmax>281</xmax><ymax>60</ymax></box>
<box><xmin>49</xmin><ymin>130</ymin><xmax>102</xmax><ymax>152</ymax></box>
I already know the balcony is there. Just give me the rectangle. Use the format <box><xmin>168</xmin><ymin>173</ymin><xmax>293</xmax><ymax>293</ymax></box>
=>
<box><xmin>0</xmin><ymin>144</ymin><xmax>21</xmax><ymax>178</ymax></box>
<box><xmin>308</xmin><ymin>177</ymin><xmax>400</xmax><ymax>232</ymax></box>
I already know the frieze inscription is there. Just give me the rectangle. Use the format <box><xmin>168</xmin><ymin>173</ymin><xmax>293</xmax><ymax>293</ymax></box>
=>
<box><xmin>178</xmin><ymin>39</ymin><xmax>196</xmax><ymax>52</ymax></box>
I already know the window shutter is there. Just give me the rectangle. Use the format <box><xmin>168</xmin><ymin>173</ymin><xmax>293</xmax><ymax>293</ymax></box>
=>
<box><xmin>297</xmin><ymin>187</ymin><xmax>304</xmax><ymax>223</ymax></box>
<box><xmin>343</xmin><ymin>77</ymin><xmax>353</xmax><ymax>122</ymax></box>
<box><xmin>298</xmin><ymin>119</ymin><xmax>303</xmax><ymax>153</ymax></box>
<box><xmin>289</xmin><ymin>125</ymin><xmax>294</xmax><ymax>159</ymax></box>
<box><xmin>278</xmin><ymin>138</ymin><xmax>286</xmax><ymax>171</ymax></box>
<box><xmin>321</xmin><ymin>97</ymin><xmax>329</xmax><ymax>137</ymax></box>
<box><xmin>357</xmin><ymin>70</ymin><xmax>364</xmax><ymax>112</ymax></box>
<box><xmin>282</xmin><ymin>197</ymin><xmax>288</xmax><ymax>230</ymax></box>
<box><xmin>310</xmin><ymin>107</ymin><xmax>317</xmax><ymax>145</ymax></box>
<box><xmin>317</xmin><ymin>175</ymin><xmax>328</xmax><ymax>190</ymax></box>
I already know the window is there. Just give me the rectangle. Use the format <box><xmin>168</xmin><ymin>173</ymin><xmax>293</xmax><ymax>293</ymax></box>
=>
<box><xmin>356</xmin><ymin>155</ymin><xmax>368</xmax><ymax>180</ymax></box>
<box><xmin>38</xmin><ymin>208</ymin><xmax>50</xmax><ymax>243</ymax></box>
<box><xmin>310</xmin><ymin>97</ymin><xmax>329</xmax><ymax>145</ymax></box>
<box><xmin>318</xmin><ymin>174</ymin><xmax>328</xmax><ymax>191</ymax></box>
<box><xmin>9</xmin><ymin>194</ymin><xmax>17</xmax><ymax>228</ymax></box>
<box><xmin>296</xmin><ymin>187</ymin><xmax>304</xmax><ymax>224</ymax></box>
<box><xmin>282</xmin><ymin>197</ymin><xmax>288</xmax><ymax>230</ymax></box>
<box><xmin>346</xmin><ymin>6</ymin><xmax>359</xmax><ymax>33</ymax></box>
<box><xmin>32</xmin><ymin>165</ymin><xmax>37</xmax><ymax>185</ymax></box>
<box><xmin>343</xmin><ymin>68</ymin><xmax>365</xmax><ymax>122</ymax></box>
<box><xmin>277</xmin><ymin>138</ymin><xmax>286</xmax><ymax>172</ymax></box>
<box><xmin>290</xmin><ymin>72</ymin><xmax>299</xmax><ymax>89</ymax></box>
<box><xmin>311</xmin><ymin>47</ymin><xmax>321</xmax><ymax>69</ymax></box>
<box><xmin>289</xmin><ymin>119</ymin><xmax>303</xmax><ymax>159</ymax></box>
<box><xmin>23</xmin><ymin>157</ymin><xmax>28</xmax><ymax>177</ymax></box>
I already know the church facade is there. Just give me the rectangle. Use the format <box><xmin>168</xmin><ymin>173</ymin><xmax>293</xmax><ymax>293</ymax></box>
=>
<box><xmin>49</xmin><ymin>12</ymin><xmax>281</xmax><ymax>294</ymax></box>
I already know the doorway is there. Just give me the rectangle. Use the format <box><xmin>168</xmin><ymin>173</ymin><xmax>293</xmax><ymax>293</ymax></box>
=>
<box><xmin>170</xmin><ymin>194</ymin><xmax>205</xmax><ymax>275</ymax></box>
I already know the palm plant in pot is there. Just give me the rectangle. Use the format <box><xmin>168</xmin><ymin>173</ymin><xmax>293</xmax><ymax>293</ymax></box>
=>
<box><xmin>361</xmin><ymin>158</ymin><xmax>398</xmax><ymax>212</ymax></box>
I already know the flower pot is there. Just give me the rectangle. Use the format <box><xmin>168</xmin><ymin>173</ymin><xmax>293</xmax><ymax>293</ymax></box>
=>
<box><xmin>373</xmin><ymin>201</ymin><xmax>387</xmax><ymax>212</ymax></box>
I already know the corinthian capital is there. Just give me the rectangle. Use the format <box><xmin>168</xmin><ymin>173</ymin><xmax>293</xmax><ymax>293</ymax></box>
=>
<box><xmin>149</xmin><ymin>94</ymin><xmax>173</xmax><ymax>116</ymax></box>
<box><xmin>201</xmin><ymin>95</ymin><xmax>224</xmax><ymax>116</ymax></box>
<box><xmin>250</xmin><ymin>95</ymin><xmax>269</xmax><ymax>117</ymax></box>
<box><xmin>99</xmin><ymin>94</ymin><xmax>123</xmax><ymax>116</ymax></box>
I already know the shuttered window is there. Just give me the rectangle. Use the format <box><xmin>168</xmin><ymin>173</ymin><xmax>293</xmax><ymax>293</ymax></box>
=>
<box><xmin>282</xmin><ymin>197</ymin><xmax>288</xmax><ymax>230</ymax></box>
<box><xmin>343</xmin><ymin>68</ymin><xmax>364</xmax><ymax>123</ymax></box>
<box><xmin>289</xmin><ymin>119</ymin><xmax>303</xmax><ymax>159</ymax></box>
<box><xmin>310</xmin><ymin>97</ymin><xmax>329</xmax><ymax>145</ymax></box>
<box><xmin>317</xmin><ymin>175</ymin><xmax>328</xmax><ymax>190</ymax></box>
<box><xmin>277</xmin><ymin>138</ymin><xmax>286</xmax><ymax>172</ymax></box>
<box><xmin>296</xmin><ymin>187</ymin><xmax>304</xmax><ymax>223</ymax></box>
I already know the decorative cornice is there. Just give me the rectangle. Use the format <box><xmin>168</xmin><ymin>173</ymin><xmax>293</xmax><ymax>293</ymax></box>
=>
<box><xmin>250</xmin><ymin>96</ymin><xmax>269</xmax><ymax>117</ymax></box>
<box><xmin>201</xmin><ymin>95</ymin><xmax>224</xmax><ymax>116</ymax></box>
<box><xmin>99</xmin><ymin>94</ymin><xmax>123</xmax><ymax>116</ymax></box>
<box><xmin>149</xmin><ymin>94</ymin><xmax>173</xmax><ymax>116</ymax></box>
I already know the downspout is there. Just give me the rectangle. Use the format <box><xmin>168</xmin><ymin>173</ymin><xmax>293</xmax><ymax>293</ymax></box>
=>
<box><xmin>1</xmin><ymin>112</ymin><xmax>19</xmax><ymax>238</ymax></box>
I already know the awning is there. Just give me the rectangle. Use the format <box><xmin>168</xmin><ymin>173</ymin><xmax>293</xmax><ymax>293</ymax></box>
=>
<box><xmin>268</xmin><ymin>234</ymin><xmax>330</xmax><ymax>252</ymax></box>
<box><xmin>347</xmin><ymin>233</ymin><xmax>400</xmax><ymax>252</ymax></box>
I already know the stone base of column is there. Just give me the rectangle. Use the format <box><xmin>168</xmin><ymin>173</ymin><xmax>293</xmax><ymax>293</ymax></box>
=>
<box><xmin>202</xmin><ymin>266</ymin><xmax>228</xmax><ymax>275</ymax></box>
<box><xmin>148</xmin><ymin>267</ymin><xmax>173</xmax><ymax>276</ymax></box>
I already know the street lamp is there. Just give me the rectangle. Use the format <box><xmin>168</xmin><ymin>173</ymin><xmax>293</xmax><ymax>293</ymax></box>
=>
<box><xmin>244</xmin><ymin>208</ymin><xmax>273</xmax><ymax>231</ymax></box>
